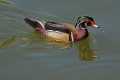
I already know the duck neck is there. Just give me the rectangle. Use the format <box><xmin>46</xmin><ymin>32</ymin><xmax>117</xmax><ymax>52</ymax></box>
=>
<box><xmin>80</xmin><ymin>22</ymin><xmax>89</xmax><ymax>37</ymax></box>
<box><xmin>76</xmin><ymin>21</ymin><xmax>88</xmax><ymax>32</ymax></box>
<box><xmin>74</xmin><ymin>22</ymin><xmax>89</xmax><ymax>41</ymax></box>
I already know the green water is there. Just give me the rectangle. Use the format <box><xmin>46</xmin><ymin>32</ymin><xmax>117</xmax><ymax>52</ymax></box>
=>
<box><xmin>0</xmin><ymin>0</ymin><xmax>120</xmax><ymax>80</ymax></box>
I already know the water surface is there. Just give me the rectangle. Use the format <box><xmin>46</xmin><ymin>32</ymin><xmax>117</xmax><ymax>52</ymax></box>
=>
<box><xmin>0</xmin><ymin>0</ymin><xmax>120</xmax><ymax>80</ymax></box>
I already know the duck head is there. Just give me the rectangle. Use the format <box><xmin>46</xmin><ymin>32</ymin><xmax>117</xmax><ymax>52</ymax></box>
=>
<box><xmin>72</xmin><ymin>16</ymin><xmax>99</xmax><ymax>41</ymax></box>
<box><xmin>75</xmin><ymin>16</ymin><xmax>99</xmax><ymax>29</ymax></box>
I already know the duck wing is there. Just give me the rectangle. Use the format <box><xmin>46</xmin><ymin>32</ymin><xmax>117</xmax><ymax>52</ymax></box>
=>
<box><xmin>45</xmin><ymin>21</ymin><xmax>73</xmax><ymax>33</ymax></box>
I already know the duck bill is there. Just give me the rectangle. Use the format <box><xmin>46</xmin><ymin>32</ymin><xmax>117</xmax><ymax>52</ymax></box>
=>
<box><xmin>92</xmin><ymin>24</ymin><xmax>99</xmax><ymax>28</ymax></box>
<box><xmin>24</xmin><ymin>17</ymin><xmax>38</xmax><ymax>28</ymax></box>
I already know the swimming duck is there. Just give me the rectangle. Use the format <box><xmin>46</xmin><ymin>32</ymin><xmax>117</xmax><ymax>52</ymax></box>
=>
<box><xmin>24</xmin><ymin>16</ymin><xmax>99</xmax><ymax>43</ymax></box>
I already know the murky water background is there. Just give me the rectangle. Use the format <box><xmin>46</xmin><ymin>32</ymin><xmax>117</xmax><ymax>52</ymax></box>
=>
<box><xmin>0</xmin><ymin>0</ymin><xmax>120</xmax><ymax>80</ymax></box>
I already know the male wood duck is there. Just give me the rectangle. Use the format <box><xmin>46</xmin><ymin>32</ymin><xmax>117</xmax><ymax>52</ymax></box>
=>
<box><xmin>24</xmin><ymin>16</ymin><xmax>99</xmax><ymax>43</ymax></box>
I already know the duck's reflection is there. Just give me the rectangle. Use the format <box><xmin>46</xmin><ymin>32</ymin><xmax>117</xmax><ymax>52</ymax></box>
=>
<box><xmin>31</xmin><ymin>31</ymin><xmax>96</xmax><ymax>61</ymax></box>
<box><xmin>0</xmin><ymin>31</ymin><xmax>96</xmax><ymax>61</ymax></box>
<box><xmin>76</xmin><ymin>36</ymin><xmax>96</xmax><ymax>61</ymax></box>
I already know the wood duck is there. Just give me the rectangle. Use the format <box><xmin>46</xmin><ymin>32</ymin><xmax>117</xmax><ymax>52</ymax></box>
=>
<box><xmin>24</xmin><ymin>16</ymin><xmax>99</xmax><ymax>43</ymax></box>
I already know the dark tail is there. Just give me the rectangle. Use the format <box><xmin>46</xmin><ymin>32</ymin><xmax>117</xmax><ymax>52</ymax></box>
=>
<box><xmin>24</xmin><ymin>17</ymin><xmax>39</xmax><ymax>29</ymax></box>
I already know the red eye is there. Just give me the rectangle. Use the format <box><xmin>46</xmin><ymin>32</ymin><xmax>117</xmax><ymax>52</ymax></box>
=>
<box><xmin>87</xmin><ymin>21</ymin><xmax>92</xmax><ymax>26</ymax></box>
